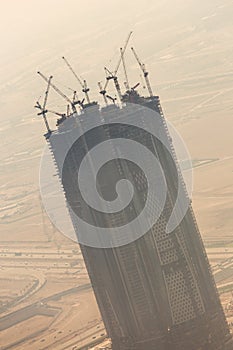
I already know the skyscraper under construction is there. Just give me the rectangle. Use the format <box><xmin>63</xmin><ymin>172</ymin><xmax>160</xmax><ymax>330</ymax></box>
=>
<box><xmin>40</xmin><ymin>50</ymin><xmax>233</xmax><ymax>350</ymax></box>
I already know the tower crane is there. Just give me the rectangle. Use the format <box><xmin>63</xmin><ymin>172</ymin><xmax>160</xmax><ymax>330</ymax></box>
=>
<box><xmin>120</xmin><ymin>47</ymin><xmax>130</xmax><ymax>91</ymax></box>
<box><xmin>62</xmin><ymin>56</ymin><xmax>91</xmax><ymax>104</ymax></box>
<box><xmin>98</xmin><ymin>81</ymin><xmax>108</xmax><ymax>105</ymax></box>
<box><xmin>106</xmin><ymin>31</ymin><xmax>132</xmax><ymax>88</ymax></box>
<box><xmin>34</xmin><ymin>75</ymin><xmax>52</xmax><ymax>134</ymax></box>
<box><xmin>104</xmin><ymin>67</ymin><xmax>122</xmax><ymax>101</ymax></box>
<box><xmin>66</xmin><ymin>104</ymin><xmax>70</xmax><ymax>116</ymax></box>
<box><xmin>131</xmin><ymin>47</ymin><xmax>153</xmax><ymax>97</ymax></box>
<box><xmin>37</xmin><ymin>71</ymin><xmax>78</xmax><ymax>113</ymax></box>
<box><xmin>102</xmin><ymin>31</ymin><xmax>133</xmax><ymax>99</ymax></box>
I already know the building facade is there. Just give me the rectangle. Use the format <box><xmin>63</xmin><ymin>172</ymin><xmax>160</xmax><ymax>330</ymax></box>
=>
<box><xmin>48</xmin><ymin>92</ymin><xmax>233</xmax><ymax>350</ymax></box>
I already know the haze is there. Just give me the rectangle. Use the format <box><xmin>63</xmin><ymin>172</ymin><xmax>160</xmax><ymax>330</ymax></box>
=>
<box><xmin>0</xmin><ymin>0</ymin><xmax>233</xmax><ymax>349</ymax></box>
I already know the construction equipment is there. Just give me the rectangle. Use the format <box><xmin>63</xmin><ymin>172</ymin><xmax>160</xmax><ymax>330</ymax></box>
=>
<box><xmin>34</xmin><ymin>75</ymin><xmax>53</xmax><ymax>134</ymax></box>
<box><xmin>77</xmin><ymin>98</ymin><xmax>85</xmax><ymax>109</ymax></box>
<box><xmin>46</xmin><ymin>109</ymin><xmax>68</xmax><ymax>126</ymax></box>
<box><xmin>45</xmin><ymin>108</ymin><xmax>69</xmax><ymax>126</ymax></box>
<box><xmin>47</xmin><ymin>109</ymin><xmax>66</xmax><ymax>117</ymax></box>
<box><xmin>66</xmin><ymin>104</ymin><xmax>70</xmax><ymax>116</ymax></box>
<box><xmin>106</xmin><ymin>94</ymin><xmax>117</xmax><ymax>104</ymax></box>
<box><xmin>98</xmin><ymin>81</ymin><xmax>108</xmax><ymax>105</ymax></box>
<box><xmin>102</xmin><ymin>31</ymin><xmax>133</xmax><ymax>99</ymax></box>
<box><xmin>72</xmin><ymin>90</ymin><xmax>79</xmax><ymax>106</ymax></box>
<box><xmin>104</xmin><ymin>67</ymin><xmax>122</xmax><ymax>101</ymax></box>
<box><xmin>131</xmin><ymin>47</ymin><xmax>153</xmax><ymax>97</ymax></box>
<box><xmin>37</xmin><ymin>71</ymin><xmax>78</xmax><ymax>113</ymax></box>
<box><xmin>120</xmin><ymin>47</ymin><xmax>130</xmax><ymax>90</ymax></box>
<box><xmin>105</xmin><ymin>31</ymin><xmax>132</xmax><ymax>89</ymax></box>
<box><xmin>62</xmin><ymin>56</ymin><xmax>91</xmax><ymax>104</ymax></box>
<box><xmin>132</xmin><ymin>82</ymin><xmax>140</xmax><ymax>90</ymax></box>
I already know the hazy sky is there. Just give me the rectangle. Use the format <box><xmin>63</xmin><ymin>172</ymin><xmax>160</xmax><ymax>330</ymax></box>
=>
<box><xmin>1</xmin><ymin>0</ymin><xmax>226</xmax><ymax>79</ymax></box>
<box><xmin>0</xmin><ymin>0</ymin><xmax>156</xmax><ymax>66</ymax></box>
<box><xmin>0</xmin><ymin>0</ymin><xmax>232</xmax><ymax>133</ymax></box>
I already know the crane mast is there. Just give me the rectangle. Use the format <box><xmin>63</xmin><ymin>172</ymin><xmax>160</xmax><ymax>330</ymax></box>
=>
<box><xmin>34</xmin><ymin>75</ymin><xmax>52</xmax><ymax>134</ymax></box>
<box><xmin>113</xmin><ymin>31</ymin><xmax>132</xmax><ymax>76</ymax></box>
<box><xmin>66</xmin><ymin>104</ymin><xmax>70</xmax><ymax>116</ymax></box>
<box><xmin>62</xmin><ymin>56</ymin><xmax>91</xmax><ymax>104</ymax></box>
<box><xmin>120</xmin><ymin>47</ymin><xmax>130</xmax><ymax>90</ymax></box>
<box><xmin>98</xmin><ymin>81</ymin><xmax>108</xmax><ymax>105</ymax></box>
<box><xmin>37</xmin><ymin>71</ymin><xmax>77</xmax><ymax>113</ymax></box>
<box><xmin>82</xmin><ymin>79</ymin><xmax>91</xmax><ymax>104</ymax></box>
<box><xmin>103</xmin><ymin>31</ymin><xmax>133</xmax><ymax>92</ymax></box>
<box><xmin>104</xmin><ymin>67</ymin><xmax>122</xmax><ymax>101</ymax></box>
<box><xmin>131</xmin><ymin>47</ymin><xmax>153</xmax><ymax>97</ymax></box>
